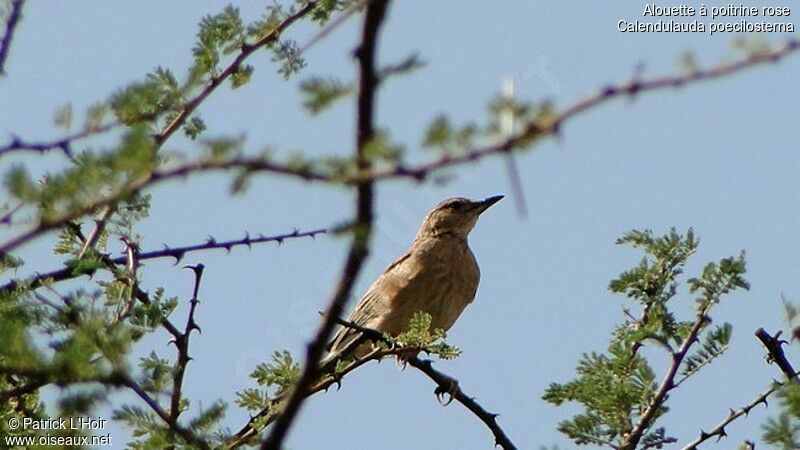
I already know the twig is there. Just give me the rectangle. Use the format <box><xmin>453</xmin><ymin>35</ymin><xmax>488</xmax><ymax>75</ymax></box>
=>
<box><xmin>116</xmin><ymin>373</ymin><xmax>210</xmax><ymax>450</ymax></box>
<box><xmin>679</xmin><ymin>379</ymin><xmax>786</xmax><ymax>450</ymax></box>
<box><xmin>166</xmin><ymin>264</ymin><xmax>205</xmax><ymax>447</ymax></box>
<box><xmin>227</xmin><ymin>344</ymin><xmax>400</xmax><ymax>448</ymax></box>
<box><xmin>756</xmin><ymin>327</ymin><xmax>799</xmax><ymax>383</ymax></box>
<box><xmin>230</xmin><ymin>316</ymin><xmax>516</xmax><ymax>449</ymax></box>
<box><xmin>326</xmin><ymin>319</ymin><xmax>518</xmax><ymax>450</ymax></box>
<box><xmin>3</xmin><ymin>38</ymin><xmax>797</xmax><ymax>257</ymax></box>
<box><xmin>0</xmin><ymin>2</ymin><xmax>321</xmax><ymax>254</ymax></box>
<box><xmin>299</xmin><ymin>0</ymin><xmax>364</xmax><ymax>55</ymax></box>
<box><xmin>0</xmin><ymin>203</ymin><xmax>23</xmax><ymax>226</ymax></box>
<box><xmin>621</xmin><ymin>311</ymin><xmax>710</xmax><ymax>450</ymax></box>
<box><xmin>0</xmin><ymin>227</ymin><xmax>326</xmax><ymax>295</ymax></box>
<box><xmin>376</xmin><ymin>40</ymin><xmax>800</xmax><ymax>184</ymax></box>
<box><xmin>324</xmin><ymin>320</ymin><xmax>518</xmax><ymax>450</ymax></box>
<box><xmin>78</xmin><ymin>206</ymin><xmax>115</xmax><ymax>259</ymax></box>
<box><xmin>0</xmin><ymin>366</ymin><xmax>209</xmax><ymax>449</ymax></box>
<box><xmin>0</xmin><ymin>122</ymin><xmax>117</xmax><ymax>159</ymax></box>
<box><xmin>117</xmin><ymin>236</ymin><xmax>140</xmax><ymax>319</ymax></box>
<box><xmin>259</xmin><ymin>2</ymin><xmax>387</xmax><ymax>449</ymax></box>
<box><xmin>153</xmin><ymin>1</ymin><xmax>320</xmax><ymax>146</ymax></box>
<box><xmin>0</xmin><ymin>0</ymin><xmax>25</xmax><ymax>75</ymax></box>
<box><xmin>405</xmin><ymin>356</ymin><xmax>518</xmax><ymax>450</ymax></box>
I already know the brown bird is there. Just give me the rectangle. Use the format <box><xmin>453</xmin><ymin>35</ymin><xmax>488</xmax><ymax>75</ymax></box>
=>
<box><xmin>324</xmin><ymin>195</ymin><xmax>503</xmax><ymax>364</ymax></box>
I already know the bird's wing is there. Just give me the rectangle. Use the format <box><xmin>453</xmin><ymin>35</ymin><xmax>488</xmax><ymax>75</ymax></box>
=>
<box><xmin>325</xmin><ymin>250</ymin><xmax>416</xmax><ymax>359</ymax></box>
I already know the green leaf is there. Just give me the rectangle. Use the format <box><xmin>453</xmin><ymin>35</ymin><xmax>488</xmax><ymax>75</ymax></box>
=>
<box><xmin>235</xmin><ymin>388</ymin><xmax>270</xmax><ymax>412</ymax></box>
<box><xmin>300</xmin><ymin>77</ymin><xmax>353</xmax><ymax>114</ymax></box>
<box><xmin>184</xmin><ymin>116</ymin><xmax>207</xmax><ymax>140</ymax></box>
<box><xmin>272</xmin><ymin>40</ymin><xmax>306</xmax><ymax>80</ymax></box>
<box><xmin>64</xmin><ymin>255</ymin><xmax>105</xmax><ymax>276</ymax></box>
<box><xmin>250</xmin><ymin>350</ymin><xmax>300</xmax><ymax>391</ymax></box>
<box><xmin>193</xmin><ymin>5</ymin><xmax>245</xmax><ymax>75</ymax></box>
<box><xmin>681</xmin><ymin>323</ymin><xmax>732</xmax><ymax>380</ymax></box>
<box><xmin>230</xmin><ymin>64</ymin><xmax>254</xmax><ymax>88</ymax></box>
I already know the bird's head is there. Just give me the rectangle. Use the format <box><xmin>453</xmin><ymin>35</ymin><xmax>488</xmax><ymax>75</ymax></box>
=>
<box><xmin>418</xmin><ymin>195</ymin><xmax>504</xmax><ymax>239</ymax></box>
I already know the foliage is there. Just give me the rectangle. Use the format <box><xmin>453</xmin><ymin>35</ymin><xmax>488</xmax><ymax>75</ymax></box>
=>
<box><xmin>762</xmin><ymin>300</ymin><xmax>800</xmax><ymax>448</ymax></box>
<box><xmin>391</xmin><ymin>311</ymin><xmax>461</xmax><ymax>360</ymax></box>
<box><xmin>0</xmin><ymin>1</ymin><xmax>795</xmax><ymax>449</ymax></box>
<box><xmin>544</xmin><ymin>229</ymin><xmax>749</xmax><ymax>449</ymax></box>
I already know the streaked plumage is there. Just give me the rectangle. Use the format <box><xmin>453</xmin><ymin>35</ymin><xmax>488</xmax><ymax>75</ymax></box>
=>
<box><xmin>325</xmin><ymin>195</ymin><xmax>503</xmax><ymax>362</ymax></box>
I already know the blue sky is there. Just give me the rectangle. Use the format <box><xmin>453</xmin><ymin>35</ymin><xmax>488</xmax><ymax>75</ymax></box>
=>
<box><xmin>2</xmin><ymin>1</ymin><xmax>799</xmax><ymax>449</ymax></box>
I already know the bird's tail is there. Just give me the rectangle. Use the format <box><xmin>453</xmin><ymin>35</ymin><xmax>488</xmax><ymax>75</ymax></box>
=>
<box><xmin>317</xmin><ymin>328</ymin><xmax>368</xmax><ymax>374</ymax></box>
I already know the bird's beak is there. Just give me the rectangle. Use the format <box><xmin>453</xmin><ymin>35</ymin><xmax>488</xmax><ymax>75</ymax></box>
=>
<box><xmin>473</xmin><ymin>195</ymin><xmax>504</xmax><ymax>214</ymax></box>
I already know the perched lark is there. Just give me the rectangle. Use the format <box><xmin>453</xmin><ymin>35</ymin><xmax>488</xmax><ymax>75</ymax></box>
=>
<box><xmin>325</xmin><ymin>195</ymin><xmax>503</xmax><ymax>364</ymax></box>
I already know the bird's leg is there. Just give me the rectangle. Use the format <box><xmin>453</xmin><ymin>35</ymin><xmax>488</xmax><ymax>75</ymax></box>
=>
<box><xmin>433</xmin><ymin>373</ymin><xmax>460</xmax><ymax>406</ymax></box>
<box><xmin>393</xmin><ymin>345</ymin><xmax>423</xmax><ymax>370</ymax></box>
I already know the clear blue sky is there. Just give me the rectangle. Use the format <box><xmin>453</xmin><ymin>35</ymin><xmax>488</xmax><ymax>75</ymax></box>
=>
<box><xmin>2</xmin><ymin>1</ymin><xmax>799</xmax><ymax>449</ymax></box>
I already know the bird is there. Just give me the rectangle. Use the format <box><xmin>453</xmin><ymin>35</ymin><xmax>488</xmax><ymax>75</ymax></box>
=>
<box><xmin>323</xmin><ymin>195</ymin><xmax>504</xmax><ymax>367</ymax></box>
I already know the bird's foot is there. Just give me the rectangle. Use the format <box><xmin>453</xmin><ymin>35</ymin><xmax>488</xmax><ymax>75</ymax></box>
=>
<box><xmin>434</xmin><ymin>378</ymin><xmax>460</xmax><ymax>406</ymax></box>
<box><xmin>394</xmin><ymin>346</ymin><xmax>421</xmax><ymax>369</ymax></box>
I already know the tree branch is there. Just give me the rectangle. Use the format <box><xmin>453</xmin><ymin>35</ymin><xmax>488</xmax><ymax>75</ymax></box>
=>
<box><xmin>165</xmin><ymin>264</ymin><xmax>205</xmax><ymax>448</ymax></box>
<box><xmin>258</xmin><ymin>2</ymin><xmax>388</xmax><ymax>449</ymax></box>
<box><xmin>0</xmin><ymin>122</ymin><xmax>117</xmax><ymax>160</ymax></box>
<box><xmin>227</xmin><ymin>344</ymin><xmax>404</xmax><ymax>448</ymax></box>
<box><xmin>680</xmin><ymin>330</ymin><xmax>800</xmax><ymax>449</ymax></box>
<box><xmin>115</xmin><ymin>373</ymin><xmax>210</xmax><ymax>450</ymax></box>
<box><xmin>756</xmin><ymin>327</ymin><xmax>799</xmax><ymax>383</ymax></box>
<box><xmin>405</xmin><ymin>356</ymin><xmax>518</xmax><ymax>450</ymax></box>
<box><xmin>0</xmin><ymin>366</ymin><xmax>209</xmax><ymax>449</ymax></box>
<box><xmin>329</xmin><ymin>318</ymin><xmax>518</xmax><ymax>450</ymax></box>
<box><xmin>622</xmin><ymin>311</ymin><xmax>710</xmax><ymax>450</ymax></box>
<box><xmin>0</xmin><ymin>227</ymin><xmax>326</xmax><ymax>295</ymax></box>
<box><xmin>3</xmin><ymin>38</ymin><xmax>796</xmax><ymax>257</ymax></box>
<box><xmin>679</xmin><ymin>379</ymin><xmax>785</xmax><ymax>450</ymax></box>
<box><xmin>153</xmin><ymin>1</ymin><xmax>320</xmax><ymax>147</ymax></box>
<box><xmin>0</xmin><ymin>0</ymin><xmax>25</xmax><ymax>75</ymax></box>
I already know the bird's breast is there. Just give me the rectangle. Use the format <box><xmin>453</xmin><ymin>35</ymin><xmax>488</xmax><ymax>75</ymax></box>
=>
<box><xmin>411</xmin><ymin>240</ymin><xmax>480</xmax><ymax>332</ymax></box>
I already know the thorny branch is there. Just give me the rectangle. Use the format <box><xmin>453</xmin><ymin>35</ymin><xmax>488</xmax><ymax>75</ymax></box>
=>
<box><xmin>678</xmin><ymin>330</ymin><xmax>800</xmax><ymax>449</ymax></box>
<box><xmin>680</xmin><ymin>327</ymin><xmax>800</xmax><ymax>450</ymax></box>
<box><xmin>0</xmin><ymin>1</ymin><xmax>322</xmax><ymax>255</ymax></box>
<box><xmin>227</xmin><ymin>341</ymin><xmax>410</xmax><ymax>447</ymax></box>
<box><xmin>2</xmin><ymin>4</ymin><xmax>799</xmax><ymax>448</ymax></box>
<box><xmin>679</xmin><ymin>379</ymin><xmax>787</xmax><ymax>450</ymax></box>
<box><xmin>258</xmin><ymin>2</ymin><xmax>388</xmax><ymax>449</ymax></box>
<box><xmin>0</xmin><ymin>365</ymin><xmax>209</xmax><ymax>449</ymax></box>
<box><xmin>0</xmin><ymin>122</ymin><xmax>117</xmax><ymax>160</ymax></box>
<box><xmin>3</xmin><ymin>38</ymin><xmax>797</xmax><ymax>258</ymax></box>
<box><xmin>756</xmin><ymin>327</ymin><xmax>799</xmax><ymax>383</ymax></box>
<box><xmin>60</xmin><ymin>230</ymin><xmax>208</xmax><ymax>446</ymax></box>
<box><xmin>153</xmin><ymin>1</ymin><xmax>320</xmax><ymax>146</ymax></box>
<box><xmin>331</xmin><ymin>318</ymin><xmax>518</xmax><ymax>450</ymax></box>
<box><xmin>621</xmin><ymin>310</ymin><xmax>711</xmax><ymax>449</ymax></box>
<box><xmin>116</xmin><ymin>373</ymin><xmax>210</xmax><ymax>450</ymax></box>
<box><xmin>166</xmin><ymin>264</ymin><xmax>205</xmax><ymax>447</ymax></box>
<box><xmin>0</xmin><ymin>227</ymin><xmax>327</xmax><ymax>295</ymax></box>
<box><xmin>405</xmin><ymin>356</ymin><xmax>518</xmax><ymax>450</ymax></box>
<box><xmin>0</xmin><ymin>0</ymin><xmax>24</xmax><ymax>75</ymax></box>
<box><xmin>133</xmin><ymin>36</ymin><xmax>800</xmax><ymax>187</ymax></box>
<box><xmin>231</xmin><ymin>316</ymin><xmax>518</xmax><ymax>449</ymax></box>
